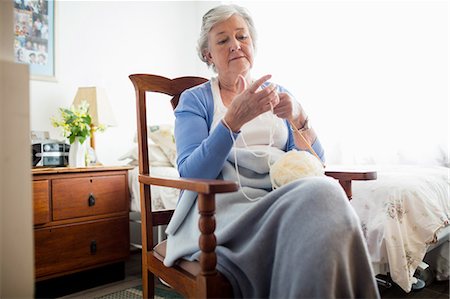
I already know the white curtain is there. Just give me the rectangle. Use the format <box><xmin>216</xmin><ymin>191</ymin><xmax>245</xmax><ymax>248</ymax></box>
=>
<box><xmin>234</xmin><ymin>1</ymin><xmax>448</xmax><ymax>166</ymax></box>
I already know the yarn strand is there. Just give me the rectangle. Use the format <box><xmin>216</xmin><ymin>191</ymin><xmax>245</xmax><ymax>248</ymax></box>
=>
<box><xmin>222</xmin><ymin>103</ymin><xmax>276</xmax><ymax>201</ymax></box>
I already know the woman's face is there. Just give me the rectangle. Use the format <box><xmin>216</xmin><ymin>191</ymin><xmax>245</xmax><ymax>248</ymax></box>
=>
<box><xmin>205</xmin><ymin>14</ymin><xmax>254</xmax><ymax>78</ymax></box>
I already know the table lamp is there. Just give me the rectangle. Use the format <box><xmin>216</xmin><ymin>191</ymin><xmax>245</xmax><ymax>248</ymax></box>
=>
<box><xmin>72</xmin><ymin>87</ymin><xmax>117</xmax><ymax>150</ymax></box>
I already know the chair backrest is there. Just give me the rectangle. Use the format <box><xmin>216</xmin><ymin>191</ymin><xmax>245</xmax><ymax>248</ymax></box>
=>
<box><xmin>129</xmin><ymin>74</ymin><xmax>208</xmax><ymax>248</ymax></box>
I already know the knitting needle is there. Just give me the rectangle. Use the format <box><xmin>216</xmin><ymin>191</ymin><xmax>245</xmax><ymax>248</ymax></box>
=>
<box><xmin>288</xmin><ymin>119</ymin><xmax>325</xmax><ymax>167</ymax></box>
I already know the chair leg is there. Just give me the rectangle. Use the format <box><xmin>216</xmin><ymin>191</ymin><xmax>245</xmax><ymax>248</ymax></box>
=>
<box><xmin>142</xmin><ymin>268</ymin><xmax>148</xmax><ymax>299</ymax></box>
<box><xmin>142</xmin><ymin>268</ymin><xmax>155</xmax><ymax>299</ymax></box>
<box><xmin>149</xmin><ymin>271</ymin><xmax>155</xmax><ymax>299</ymax></box>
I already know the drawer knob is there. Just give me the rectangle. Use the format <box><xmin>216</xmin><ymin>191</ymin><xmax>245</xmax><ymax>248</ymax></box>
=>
<box><xmin>88</xmin><ymin>193</ymin><xmax>96</xmax><ymax>206</ymax></box>
<box><xmin>90</xmin><ymin>240</ymin><xmax>97</xmax><ymax>254</ymax></box>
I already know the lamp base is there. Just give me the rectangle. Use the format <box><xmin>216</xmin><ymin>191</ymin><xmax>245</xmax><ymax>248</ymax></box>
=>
<box><xmin>87</xmin><ymin>146</ymin><xmax>102</xmax><ymax>166</ymax></box>
<box><xmin>90</xmin><ymin>125</ymin><xmax>96</xmax><ymax>149</ymax></box>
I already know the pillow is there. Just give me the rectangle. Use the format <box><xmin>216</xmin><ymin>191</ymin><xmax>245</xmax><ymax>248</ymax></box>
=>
<box><xmin>147</xmin><ymin>124</ymin><xmax>177</xmax><ymax>167</ymax></box>
<box><xmin>118</xmin><ymin>143</ymin><xmax>172</xmax><ymax>167</ymax></box>
<box><xmin>132</xmin><ymin>124</ymin><xmax>177</xmax><ymax>167</ymax></box>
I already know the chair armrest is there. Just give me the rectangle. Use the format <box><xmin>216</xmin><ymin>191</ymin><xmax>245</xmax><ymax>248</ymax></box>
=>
<box><xmin>325</xmin><ymin>169</ymin><xmax>377</xmax><ymax>181</ymax></box>
<box><xmin>139</xmin><ymin>174</ymin><xmax>238</xmax><ymax>226</ymax></box>
<box><xmin>324</xmin><ymin>168</ymin><xmax>377</xmax><ymax>200</ymax></box>
<box><xmin>138</xmin><ymin>174</ymin><xmax>238</xmax><ymax>194</ymax></box>
<box><xmin>139</xmin><ymin>173</ymin><xmax>238</xmax><ymax>277</ymax></box>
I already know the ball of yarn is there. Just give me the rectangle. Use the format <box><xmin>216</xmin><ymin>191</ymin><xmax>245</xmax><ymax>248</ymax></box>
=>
<box><xmin>270</xmin><ymin>150</ymin><xmax>325</xmax><ymax>189</ymax></box>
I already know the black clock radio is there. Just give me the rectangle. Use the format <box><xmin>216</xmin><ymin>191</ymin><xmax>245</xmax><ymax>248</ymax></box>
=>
<box><xmin>32</xmin><ymin>140</ymin><xmax>70</xmax><ymax>167</ymax></box>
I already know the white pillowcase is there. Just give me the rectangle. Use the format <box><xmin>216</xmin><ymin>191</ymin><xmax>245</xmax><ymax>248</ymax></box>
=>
<box><xmin>122</xmin><ymin>124</ymin><xmax>178</xmax><ymax>167</ymax></box>
<box><xmin>147</xmin><ymin>125</ymin><xmax>177</xmax><ymax>167</ymax></box>
<box><xmin>118</xmin><ymin>143</ymin><xmax>172</xmax><ymax>167</ymax></box>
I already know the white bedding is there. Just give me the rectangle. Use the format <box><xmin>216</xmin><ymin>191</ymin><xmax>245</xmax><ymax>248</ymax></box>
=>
<box><xmin>120</xmin><ymin>125</ymin><xmax>180</xmax><ymax>212</ymax></box>
<box><xmin>128</xmin><ymin>166</ymin><xmax>179</xmax><ymax>212</ymax></box>
<box><xmin>350</xmin><ymin>165</ymin><xmax>450</xmax><ymax>292</ymax></box>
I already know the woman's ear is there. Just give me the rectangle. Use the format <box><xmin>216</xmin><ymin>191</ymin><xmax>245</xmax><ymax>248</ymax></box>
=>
<box><xmin>203</xmin><ymin>50</ymin><xmax>213</xmax><ymax>63</ymax></box>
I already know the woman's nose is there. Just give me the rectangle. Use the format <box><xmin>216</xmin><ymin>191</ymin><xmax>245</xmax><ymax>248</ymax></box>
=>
<box><xmin>230</xmin><ymin>39</ymin><xmax>241</xmax><ymax>52</ymax></box>
<box><xmin>230</xmin><ymin>45</ymin><xmax>241</xmax><ymax>52</ymax></box>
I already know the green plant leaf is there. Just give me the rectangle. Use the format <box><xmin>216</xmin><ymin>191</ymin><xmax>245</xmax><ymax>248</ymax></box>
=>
<box><xmin>52</xmin><ymin>101</ymin><xmax>106</xmax><ymax>143</ymax></box>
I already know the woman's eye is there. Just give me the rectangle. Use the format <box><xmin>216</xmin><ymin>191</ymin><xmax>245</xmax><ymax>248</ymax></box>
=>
<box><xmin>217</xmin><ymin>38</ymin><xmax>228</xmax><ymax>45</ymax></box>
<box><xmin>237</xmin><ymin>35</ymin><xmax>248</xmax><ymax>41</ymax></box>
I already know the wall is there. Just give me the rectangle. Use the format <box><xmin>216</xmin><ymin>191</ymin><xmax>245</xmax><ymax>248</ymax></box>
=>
<box><xmin>31</xmin><ymin>1</ymin><xmax>218</xmax><ymax>166</ymax></box>
<box><xmin>0</xmin><ymin>1</ymin><xmax>34</xmax><ymax>297</ymax></box>
<box><xmin>29</xmin><ymin>1</ymin><xmax>449</xmax><ymax>166</ymax></box>
<box><xmin>239</xmin><ymin>1</ymin><xmax>449</xmax><ymax>165</ymax></box>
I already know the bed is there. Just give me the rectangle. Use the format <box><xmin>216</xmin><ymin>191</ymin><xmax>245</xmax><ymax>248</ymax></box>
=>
<box><xmin>119</xmin><ymin>125</ymin><xmax>180</xmax><ymax>247</ymax></box>
<box><xmin>119</xmin><ymin>124</ymin><xmax>180</xmax><ymax>213</ymax></box>
<box><xmin>350</xmin><ymin>165</ymin><xmax>449</xmax><ymax>292</ymax></box>
<box><xmin>120</xmin><ymin>125</ymin><xmax>449</xmax><ymax>292</ymax></box>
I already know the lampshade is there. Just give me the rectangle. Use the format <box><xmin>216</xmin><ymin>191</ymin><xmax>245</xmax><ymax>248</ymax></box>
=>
<box><xmin>72</xmin><ymin>86</ymin><xmax>117</xmax><ymax>127</ymax></box>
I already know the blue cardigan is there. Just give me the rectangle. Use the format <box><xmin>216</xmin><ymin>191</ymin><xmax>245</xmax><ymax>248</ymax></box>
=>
<box><xmin>174</xmin><ymin>80</ymin><xmax>325</xmax><ymax>180</ymax></box>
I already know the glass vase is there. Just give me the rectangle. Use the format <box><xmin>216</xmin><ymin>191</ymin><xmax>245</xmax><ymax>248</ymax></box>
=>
<box><xmin>68</xmin><ymin>137</ymin><xmax>88</xmax><ymax>167</ymax></box>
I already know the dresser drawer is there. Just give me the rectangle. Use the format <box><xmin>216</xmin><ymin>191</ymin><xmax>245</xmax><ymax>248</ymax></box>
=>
<box><xmin>52</xmin><ymin>175</ymin><xmax>128</xmax><ymax>220</ymax></box>
<box><xmin>33</xmin><ymin>180</ymin><xmax>50</xmax><ymax>225</ymax></box>
<box><xmin>34</xmin><ymin>216</ymin><xmax>129</xmax><ymax>278</ymax></box>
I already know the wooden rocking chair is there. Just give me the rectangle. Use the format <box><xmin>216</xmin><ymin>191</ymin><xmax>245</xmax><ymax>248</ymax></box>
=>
<box><xmin>129</xmin><ymin>73</ymin><xmax>377</xmax><ymax>299</ymax></box>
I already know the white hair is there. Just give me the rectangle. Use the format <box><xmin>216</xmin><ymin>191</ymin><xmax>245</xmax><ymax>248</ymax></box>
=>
<box><xmin>197</xmin><ymin>4</ymin><xmax>257</xmax><ymax>71</ymax></box>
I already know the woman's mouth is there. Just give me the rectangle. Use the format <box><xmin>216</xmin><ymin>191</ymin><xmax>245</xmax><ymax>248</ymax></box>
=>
<box><xmin>229</xmin><ymin>56</ymin><xmax>245</xmax><ymax>62</ymax></box>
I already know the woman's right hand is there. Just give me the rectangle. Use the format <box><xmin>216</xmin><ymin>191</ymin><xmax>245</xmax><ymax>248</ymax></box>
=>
<box><xmin>223</xmin><ymin>74</ymin><xmax>279</xmax><ymax>132</ymax></box>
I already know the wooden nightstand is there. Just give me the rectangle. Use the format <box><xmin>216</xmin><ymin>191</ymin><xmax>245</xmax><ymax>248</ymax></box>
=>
<box><xmin>32</xmin><ymin>166</ymin><xmax>133</xmax><ymax>281</ymax></box>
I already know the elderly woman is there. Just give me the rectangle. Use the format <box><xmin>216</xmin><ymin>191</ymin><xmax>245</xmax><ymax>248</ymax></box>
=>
<box><xmin>164</xmin><ymin>4</ymin><xmax>379</xmax><ymax>298</ymax></box>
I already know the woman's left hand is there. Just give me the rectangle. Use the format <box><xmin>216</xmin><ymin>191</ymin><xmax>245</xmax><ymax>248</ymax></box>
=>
<box><xmin>273</xmin><ymin>92</ymin><xmax>302</xmax><ymax>122</ymax></box>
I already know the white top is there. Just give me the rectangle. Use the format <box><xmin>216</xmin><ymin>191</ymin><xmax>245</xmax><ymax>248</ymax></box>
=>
<box><xmin>210</xmin><ymin>77</ymin><xmax>288</xmax><ymax>150</ymax></box>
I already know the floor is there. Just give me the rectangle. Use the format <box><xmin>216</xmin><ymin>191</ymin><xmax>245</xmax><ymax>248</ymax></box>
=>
<box><xmin>55</xmin><ymin>250</ymin><xmax>449</xmax><ymax>299</ymax></box>
<box><xmin>377</xmin><ymin>273</ymin><xmax>449</xmax><ymax>299</ymax></box>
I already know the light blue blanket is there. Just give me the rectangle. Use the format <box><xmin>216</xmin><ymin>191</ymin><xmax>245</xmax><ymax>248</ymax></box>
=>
<box><xmin>164</xmin><ymin>149</ymin><xmax>379</xmax><ymax>298</ymax></box>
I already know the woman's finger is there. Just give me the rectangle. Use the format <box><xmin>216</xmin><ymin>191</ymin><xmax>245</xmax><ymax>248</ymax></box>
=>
<box><xmin>273</xmin><ymin>105</ymin><xmax>291</xmax><ymax>118</ymax></box>
<box><xmin>249</xmin><ymin>74</ymin><xmax>272</xmax><ymax>93</ymax></box>
<box><xmin>254</xmin><ymin>82</ymin><xmax>277</xmax><ymax>103</ymax></box>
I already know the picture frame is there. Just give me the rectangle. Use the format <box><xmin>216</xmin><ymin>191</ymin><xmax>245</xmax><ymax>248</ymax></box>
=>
<box><xmin>13</xmin><ymin>0</ymin><xmax>55</xmax><ymax>81</ymax></box>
